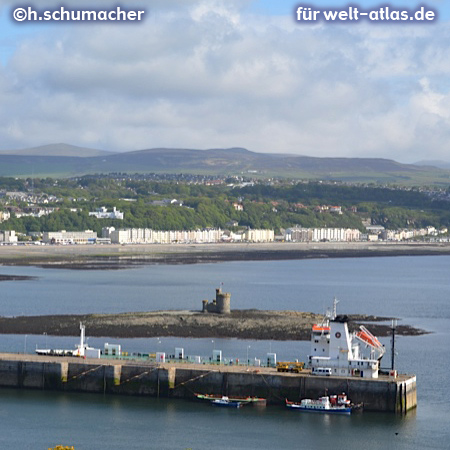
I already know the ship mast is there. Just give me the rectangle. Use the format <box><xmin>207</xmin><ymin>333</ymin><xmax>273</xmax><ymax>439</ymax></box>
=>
<box><xmin>332</xmin><ymin>297</ymin><xmax>339</xmax><ymax>320</ymax></box>
<box><xmin>322</xmin><ymin>297</ymin><xmax>338</xmax><ymax>328</ymax></box>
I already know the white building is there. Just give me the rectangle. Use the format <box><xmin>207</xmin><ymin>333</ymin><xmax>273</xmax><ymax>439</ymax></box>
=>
<box><xmin>111</xmin><ymin>228</ymin><xmax>154</xmax><ymax>244</ymax></box>
<box><xmin>311</xmin><ymin>228</ymin><xmax>347</xmax><ymax>242</ymax></box>
<box><xmin>0</xmin><ymin>211</ymin><xmax>11</xmax><ymax>223</ymax></box>
<box><xmin>285</xmin><ymin>227</ymin><xmax>361</xmax><ymax>242</ymax></box>
<box><xmin>0</xmin><ymin>230</ymin><xmax>17</xmax><ymax>243</ymax></box>
<box><xmin>89</xmin><ymin>207</ymin><xmax>124</xmax><ymax>220</ymax></box>
<box><xmin>103</xmin><ymin>227</ymin><xmax>275</xmax><ymax>244</ymax></box>
<box><xmin>42</xmin><ymin>230</ymin><xmax>97</xmax><ymax>244</ymax></box>
<box><xmin>150</xmin><ymin>198</ymin><xmax>183</xmax><ymax>207</ymax></box>
<box><xmin>394</xmin><ymin>229</ymin><xmax>415</xmax><ymax>241</ymax></box>
<box><xmin>229</xmin><ymin>231</ymin><xmax>243</xmax><ymax>242</ymax></box>
<box><xmin>243</xmin><ymin>229</ymin><xmax>274</xmax><ymax>242</ymax></box>
<box><xmin>345</xmin><ymin>228</ymin><xmax>361</xmax><ymax>241</ymax></box>
<box><xmin>107</xmin><ymin>228</ymin><xmax>225</xmax><ymax>244</ymax></box>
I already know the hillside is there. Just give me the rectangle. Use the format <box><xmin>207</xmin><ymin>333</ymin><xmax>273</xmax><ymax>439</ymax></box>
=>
<box><xmin>0</xmin><ymin>143</ymin><xmax>112</xmax><ymax>158</ymax></box>
<box><xmin>0</xmin><ymin>144</ymin><xmax>449</xmax><ymax>184</ymax></box>
<box><xmin>414</xmin><ymin>160</ymin><xmax>450</xmax><ymax>170</ymax></box>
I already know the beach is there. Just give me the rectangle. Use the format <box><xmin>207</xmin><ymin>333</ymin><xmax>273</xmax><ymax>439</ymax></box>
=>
<box><xmin>1</xmin><ymin>241</ymin><xmax>450</xmax><ymax>268</ymax></box>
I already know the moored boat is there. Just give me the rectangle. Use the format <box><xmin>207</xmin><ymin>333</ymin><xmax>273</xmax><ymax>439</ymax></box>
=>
<box><xmin>286</xmin><ymin>393</ymin><xmax>355</xmax><ymax>414</ymax></box>
<box><xmin>211</xmin><ymin>396</ymin><xmax>243</xmax><ymax>408</ymax></box>
<box><xmin>195</xmin><ymin>393</ymin><xmax>266</xmax><ymax>406</ymax></box>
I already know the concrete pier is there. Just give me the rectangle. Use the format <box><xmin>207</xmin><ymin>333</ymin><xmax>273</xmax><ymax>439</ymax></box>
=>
<box><xmin>0</xmin><ymin>353</ymin><xmax>416</xmax><ymax>413</ymax></box>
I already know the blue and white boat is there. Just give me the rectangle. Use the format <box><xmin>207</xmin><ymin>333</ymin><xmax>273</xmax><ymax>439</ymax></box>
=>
<box><xmin>286</xmin><ymin>393</ymin><xmax>353</xmax><ymax>414</ymax></box>
<box><xmin>211</xmin><ymin>396</ymin><xmax>243</xmax><ymax>408</ymax></box>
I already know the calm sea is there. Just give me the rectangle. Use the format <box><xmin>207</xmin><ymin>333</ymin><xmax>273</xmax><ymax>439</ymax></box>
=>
<box><xmin>0</xmin><ymin>255</ymin><xmax>448</xmax><ymax>449</ymax></box>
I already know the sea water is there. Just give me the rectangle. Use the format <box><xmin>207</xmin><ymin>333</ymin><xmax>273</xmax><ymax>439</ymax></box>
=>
<box><xmin>0</xmin><ymin>255</ymin><xmax>448</xmax><ymax>449</ymax></box>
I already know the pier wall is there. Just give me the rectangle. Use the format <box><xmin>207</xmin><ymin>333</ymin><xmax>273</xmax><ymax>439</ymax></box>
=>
<box><xmin>0</xmin><ymin>356</ymin><xmax>417</xmax><ymax>413</ymax></box>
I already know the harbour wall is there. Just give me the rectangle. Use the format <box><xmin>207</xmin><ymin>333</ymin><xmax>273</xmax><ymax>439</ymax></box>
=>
<box><xmin>0</xmin><ymin>356</ymin><xmax>417</xmax><ymax>413</ymax></box>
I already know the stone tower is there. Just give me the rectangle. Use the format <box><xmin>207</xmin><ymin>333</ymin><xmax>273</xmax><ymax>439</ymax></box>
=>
<box><xmin>215</xmin><ymin>287</ymin><xmax>231</xmax><ymax>314</ymax></box>
<box><xmin>201</xmin><ymin>287</ymin><xmax>231</xmax><ymax>314</ymax></box>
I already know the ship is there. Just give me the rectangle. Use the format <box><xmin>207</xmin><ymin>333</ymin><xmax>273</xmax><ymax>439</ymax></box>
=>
<box><xmin>285</xmin><ymin>393</ymin><xmax>354</xmax><ymax>414</ymax></box>
<box><xmin>35</xmin><ymin>323</ymin><xmax>100</xmax><ymax>358</ymax></box>
<box><xmin>309</xmin><ymin>298</ymin><xmax>386</xmax><ymax>379</ymax></box>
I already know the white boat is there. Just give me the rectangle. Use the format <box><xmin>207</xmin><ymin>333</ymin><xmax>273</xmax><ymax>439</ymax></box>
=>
<box><xmin>35</xmin><ymin>322</ymin><xmax>100</xmax><ymax>358</ymax></box>
<box><xmin>286</xmin><ymin>393</ymin><xmax>353</xmax><ymax>414</ymax></box>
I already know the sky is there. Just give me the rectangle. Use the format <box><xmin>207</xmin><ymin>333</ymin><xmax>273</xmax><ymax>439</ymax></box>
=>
<box><xmin>0</xmin><ymin>0</ymin><xmax>449</xmax><ymax>163</ymax></box>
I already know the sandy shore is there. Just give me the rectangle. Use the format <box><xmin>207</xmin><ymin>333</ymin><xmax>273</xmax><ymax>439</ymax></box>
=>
<box><xmin>0</xmin><ymin>241</ymin><xmax>450</xmax><ymax>268</ymax></box>
<box><xmin>0</xmin><ymin>310</ymin><xmax>426</xmax><ymax>340</ymax></box>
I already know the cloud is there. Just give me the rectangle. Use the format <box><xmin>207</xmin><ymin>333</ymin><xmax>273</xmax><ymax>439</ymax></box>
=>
<box><xmin>0</xmin><ymin>0</ymin><xmax>449</xmax><ymax>163</ymax></box>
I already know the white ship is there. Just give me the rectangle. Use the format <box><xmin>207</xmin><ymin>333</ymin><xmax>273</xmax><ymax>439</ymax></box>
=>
<box><xmin>309</xmin><ymin>299</ymin><xmax>386</xmax><ymax>379</ymax></box>
<box><xmin>35</xmin><ymin>323</ymin><xmax>100</xmax><ymax>358</ymax></box>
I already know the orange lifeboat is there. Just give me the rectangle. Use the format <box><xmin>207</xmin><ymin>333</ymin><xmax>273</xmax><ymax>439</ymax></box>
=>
<box><xmin>356</xmin><ymin>326</ymin><xmax>382</xmax><ymax>349</ymax></box>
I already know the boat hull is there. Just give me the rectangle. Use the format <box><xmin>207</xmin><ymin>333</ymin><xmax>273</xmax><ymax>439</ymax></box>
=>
<box><xmin>195</xmin><ymin>393</ymin><xmax>266</xmax><ymax>406</ymax></box>
<box><xmin>211</xmin><ymin>400</ymin><xmax>242</xmax><ymax>408</ymax></box>
<box><xmin>286</xmin><ymin>403</ymin><xmax>352</xmax><ymax>414</ymax></box>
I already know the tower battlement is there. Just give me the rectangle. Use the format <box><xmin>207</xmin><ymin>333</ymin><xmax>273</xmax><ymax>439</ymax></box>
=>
<box><xmin>201</xmin><ymin>287</ymin><xmax>231</xmax><ymax>314</ymax></box>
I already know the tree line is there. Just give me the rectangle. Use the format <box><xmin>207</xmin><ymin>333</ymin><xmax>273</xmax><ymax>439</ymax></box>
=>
<box><xmin>1</xmin><ymin>176</ymin><xmax>449</xmax><ymax>234</ymax></box>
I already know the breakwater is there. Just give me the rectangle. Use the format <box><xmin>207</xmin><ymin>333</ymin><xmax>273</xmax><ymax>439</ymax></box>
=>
<box><xmin>0</xmin><ymin>354</ymin><xmax>416</xmax><ymax>413</ymax></box>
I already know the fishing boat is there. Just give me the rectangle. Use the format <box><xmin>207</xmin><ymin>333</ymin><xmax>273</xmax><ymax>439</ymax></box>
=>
<box><xmin>285</xmin><ymin>393</ymin><xmax>354</xmax><ymax>414</ymax></box>
<box><xmin>195</xmin><ymin>393</ymin><xmax>266</xmax><ymax>406</ymax></box>
<box><xmin>211</xmin><ymin>396</ymin><xmax>243</xmax><ymax>408</ymax></box>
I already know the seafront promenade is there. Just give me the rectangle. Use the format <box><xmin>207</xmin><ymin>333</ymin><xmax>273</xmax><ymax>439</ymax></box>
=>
<box><xmin>1</xmin><ymin>241</ymin><xmax>450</xmax><ymax>267</ymax></box>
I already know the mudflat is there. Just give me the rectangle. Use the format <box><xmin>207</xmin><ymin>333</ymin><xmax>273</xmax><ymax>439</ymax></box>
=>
<box><xmin>0</xmin><ymin>241</ymin><xmax>450</xmax><ymax>269</ymax></box>
<box><xmin>0</xmin><ymin>310</ymin><xmax>426</xmax><ymax>340</ymax></box>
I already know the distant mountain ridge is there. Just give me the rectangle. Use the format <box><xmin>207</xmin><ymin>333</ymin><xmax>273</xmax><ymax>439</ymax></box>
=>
<box><xmin>0</xmin><ymin>144</ymin><xmax>448</xmax><ymax>184</ymax></box>
<box><xmin>0</xmin><ymin>143</ymin><xmax>113</xmax><ymax>158</ymax></box>
<box><xmin>414</xmin><ymin>160</ymin><xmax>450</xmax><ymax>170</ymax></box>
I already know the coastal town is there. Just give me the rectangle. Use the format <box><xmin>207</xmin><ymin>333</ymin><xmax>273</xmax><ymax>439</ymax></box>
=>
<box><xmin>1</xmin><ymin>223</ymin><xmax>448</xmax><ymax>246</ymax></box>
<box><xmin>1</xmin><ymin>176</ymin><xmax>449</xmax><ymax>246</ymax></box>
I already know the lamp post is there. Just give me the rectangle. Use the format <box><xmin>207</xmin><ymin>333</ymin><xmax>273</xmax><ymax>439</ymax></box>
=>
<box><xmin>391</xmin><ymin>319</ymin><xmax>397</xmax><ymax>370</ymax></box>
<box><xmin>246</xmin><ymin>345</ymin><xmax>251</xmax><ymax>367</ymax></box>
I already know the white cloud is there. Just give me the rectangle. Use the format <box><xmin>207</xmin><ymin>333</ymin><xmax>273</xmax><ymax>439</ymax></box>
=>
<box><xmin>0</xmin><ymin>0</ymin><xmax>449</xmax><ymax>163</ymax></box>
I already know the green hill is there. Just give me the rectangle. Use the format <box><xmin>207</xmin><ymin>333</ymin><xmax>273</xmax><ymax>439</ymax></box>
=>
<box><xmin>0</xmin><ymin>145</ymin><xmax>449</xmax><ymax>185</ymax></box>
